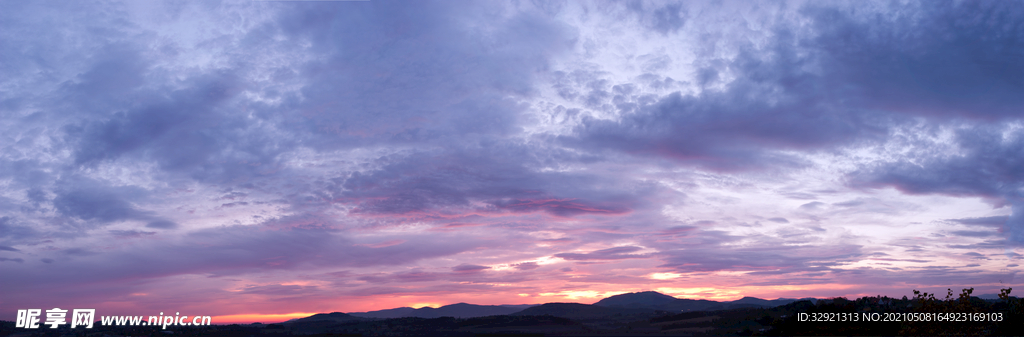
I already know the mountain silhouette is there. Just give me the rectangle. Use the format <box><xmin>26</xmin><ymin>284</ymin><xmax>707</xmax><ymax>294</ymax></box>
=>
<box><xmin>292</xmin><ymin>291</ymin><xmax>816</xmax><ymax>323</ymax></box>
<box><xmin>348</xmin><ymin>302</ymin><xmax>537</xmax><ymax>318</ymax></box>
<box><xmin>729</xmin><ymin>296</ymin><xmax>815</xmax><ymax>307</ymax></box>
<box><xmin>592</xmin><ymin>291</ymin><xmax>814</xmax><ymax>312</ymax></box>
<box><xmin>285</xmin><ymin>312</ymin><xmax>366</xmax><ymax>324</ymax></box>
<box><xmin>510</xmin><ymin>302</ymin><xmax>657</xmax><ymax>319</ymax></box>
<box><xmin>594</xmin><ymin>291</ymin><xmax>678</xmax><ymax>307</ymax></box>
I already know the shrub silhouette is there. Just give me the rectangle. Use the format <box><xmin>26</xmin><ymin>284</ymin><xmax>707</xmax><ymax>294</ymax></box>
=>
<box><xmin>768</xmin><ymin>288</ymin><xmax>1022</xmax><ymax>336</ymax></box>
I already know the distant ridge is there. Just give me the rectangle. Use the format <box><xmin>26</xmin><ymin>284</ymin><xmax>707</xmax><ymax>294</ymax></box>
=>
<box><xmin>288</xmin><ymin>291</ymin><xmax>817</xmax><ymax>322</ymax></box>
<box><xmin>348</xmin><ymin>303</ymin><xmax>537</xmax><ymax>319</ymax></box>
<box><xmin>281</xmin><ymin>312</ymin><xmax>370</xmax><ymax>334</ymax></box>
<box><xmin>594</xmin><ymin>291</ymin><xmax>678</xmax><ymax>307</ymax></box>
<box><xmin>593</xmin><ymin>291</ymin><xmax>816</xmax><ymax>312</ymax></box>
<box><xmin>510</xmin><ymin>302</ymin><xmax>659</xmax><ymax>319</ymax></box>
<box><xmin>285</xmin><ymin>312</ymin><xmax>366</xmax><ymax>324</ymax></box>
<box><xmin>729</xmin><ymin>296</ymin><xmax>815</xmax><ymax>308</ymax></box>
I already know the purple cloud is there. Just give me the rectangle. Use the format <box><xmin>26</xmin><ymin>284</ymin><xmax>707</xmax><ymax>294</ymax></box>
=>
<box><xmin>555</xmin><ymin>246</ymin><xmax>649</xmax><ymax>261</ymax></box>
<box><xmin>452</xmin><ymin>264</ymin><xmax>491</xmax><ymax>273</ymax></box>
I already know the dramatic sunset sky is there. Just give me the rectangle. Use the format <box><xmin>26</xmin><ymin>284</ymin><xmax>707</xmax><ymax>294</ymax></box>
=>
<box><xmin>2</xmin><ymin>0</ymin><xmax>1023</xmax><ymax>324</ymax></box>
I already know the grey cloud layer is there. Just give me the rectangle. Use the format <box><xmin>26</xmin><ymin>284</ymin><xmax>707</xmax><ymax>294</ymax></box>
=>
<box><xmin>851</xmin><ymin>126</ymin><xmax>1024</xmax><ymax>243</ymax></box>
<box><xmin>270</xmin><ymin>1</ymin><xmax>576</xmax><ymax>149</ymax></box>
<box><xmin>567</xmin><ymin>0</ymin><xmax>1024</xmax><ymax>170</ymax></box>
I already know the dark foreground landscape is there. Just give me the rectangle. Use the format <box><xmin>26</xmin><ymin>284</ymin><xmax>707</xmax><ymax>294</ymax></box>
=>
<box><xmin>2</xmin><ymin>289</ymin><xmax>1022</xmax><ymax>336</ymax></box>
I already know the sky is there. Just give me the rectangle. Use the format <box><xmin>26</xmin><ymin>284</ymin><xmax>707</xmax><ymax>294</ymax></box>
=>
<box><xmin>2</xmin><ymin>0</ymin><xmax>1023</xmax><ymax>324</ymax></box>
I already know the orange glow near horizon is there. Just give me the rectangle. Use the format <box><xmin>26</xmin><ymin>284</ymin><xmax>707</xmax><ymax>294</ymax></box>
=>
<box><xmin>194</xmin><ymin>280</ymin><xmax>937</xmax><ymax>323</ymax></box>
<box><xmin>532</xmin><ymin>290</ymin><xmax>631</xmax><ymax>303</ymax></box>
<box><xmin>178</xmin><ymin>270</ymin><xmax>946</xmax><ymax>320</ymax></box>
<box><xmin>212</xmin><ymin>313</ymin><xmax>320</xmax><ymax>325</ymax></box>
<box><xmin>409</xmin><ymin>303</ymin><xmax>441</xmax><ymax>309</ymax></box>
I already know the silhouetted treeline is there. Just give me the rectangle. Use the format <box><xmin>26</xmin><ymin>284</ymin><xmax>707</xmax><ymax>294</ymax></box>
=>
<box><xmin>766</xmin><ymin>287</ymin><xmax>1023</xmax><ymax>336</ymax></box>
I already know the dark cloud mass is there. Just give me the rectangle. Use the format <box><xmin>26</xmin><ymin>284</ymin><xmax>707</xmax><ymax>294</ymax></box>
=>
<box><xmin>851</xmin><ymin>127</ymin><xmax>1024</xmax><ymax>198</ymax></box>
<box><xmin>269</xmin><ymin>1</ymin><xmax>576</xmax><ymax>149</ymax></box>
<box><xmin>808</xmin><ymin>1</ymin><xmax>1024</xmax><ymax>120</ymax></box>
<box><xmin>555</xmin><ymin>246</ymin><xmax>649</xmax><ymax>261</ymax></box>
<box><xmin>850</xmin><ymin>126</ymin><xmax>1024</xmax><ymax>243</ymax></box>
<box><xmin>1</xmin><ymin>0</ymin><xmax>1023</xmax><ymax>318</ymax></box>
<box><xmin>948</xmin><ymin>216</ymin><xmax>1010</xmax><ymax>227</ymax></box>
<box><xmin>452</xmin><ymin>264</ymin><xmax>491</xmax><ymax>273</ymax></box>
<box><xmin>53</xmin><ymin>188</ymin><xmax>151</xmax><ymax>222</ymax></box>
<box><xmin>567</xmin><ymin>1</ymin><xmax>1024</xmax><ymax>171</ymax></box>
